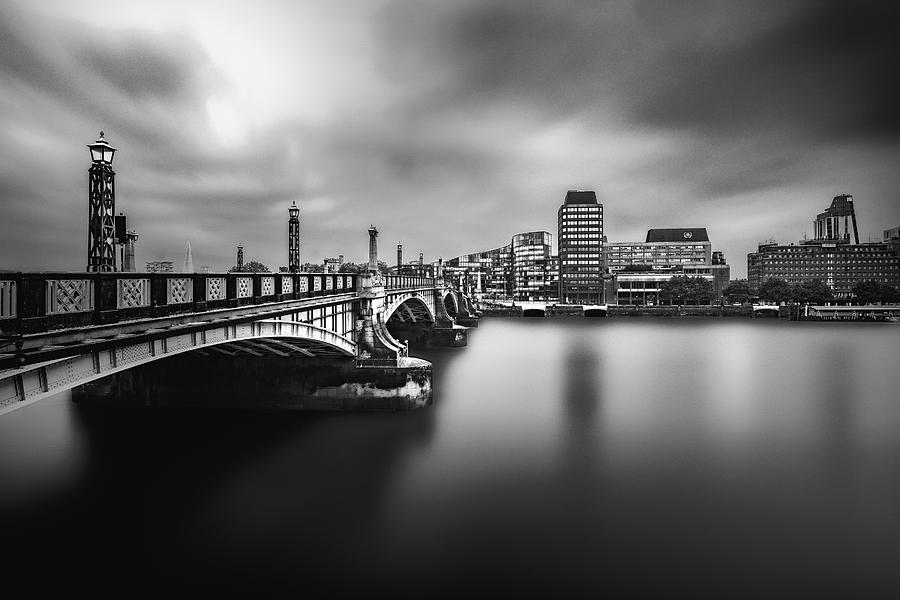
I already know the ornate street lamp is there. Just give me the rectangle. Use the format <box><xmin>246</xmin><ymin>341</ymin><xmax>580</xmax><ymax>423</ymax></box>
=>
<box><xmin>88</xmin><ymin>132</ymin><xmax>116</xmax><ymax>164</ymax></box>
<box><xmin>86</xmin><ymin>131</ymin><xmax>117</xmax><ymax>272</ymax></box>
<box><xmin>288</xmin><ymin>201</ymin><xmax>300</xmax><ymax>273</ymax></box>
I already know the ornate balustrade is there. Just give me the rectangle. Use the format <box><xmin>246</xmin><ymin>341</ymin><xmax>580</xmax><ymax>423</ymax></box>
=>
<box><xmin>0</xmin><ymin>272</ymin><xmax>359</xmax><ymax>335</ymax></box>
<box><xmin>384</xmin><ymin>276</ymin><xmax>435</xmax><ymax>289</ymax></box>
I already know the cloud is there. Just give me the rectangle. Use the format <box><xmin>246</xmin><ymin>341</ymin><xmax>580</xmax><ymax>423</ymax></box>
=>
<box><xmin>1</xmin><ymin>0</ymin><xmax>897</xmax><ymax>278</ymax></box>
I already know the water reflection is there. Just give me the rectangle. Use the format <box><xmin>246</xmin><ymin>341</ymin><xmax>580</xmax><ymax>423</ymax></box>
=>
<box><xmin>560</xmin><ymin>332</ymin><xmax>602</xmax><ymax>490</ymax></box>
<box><xmin>1</xmin><ymin>319</ymin><xmax>898</xmax><ymax>595</ymax></box>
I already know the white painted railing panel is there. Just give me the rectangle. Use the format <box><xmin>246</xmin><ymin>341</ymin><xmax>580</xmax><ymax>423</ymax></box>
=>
<box><xmin>237</xmin><ymin>277</ymin><xmax>252</xmax><ymax>298</ymax></box>
<box><xmin>117</xmin><ymin>278</ymin><xmax>150</xmax><ymax>309</ymax></box>
<box><xmin>166</xmin><ymin>278</ymin><xmax>193</xmax><ymax>304</ymax></box>
<box><xmin>46</xmin><ymin>279</ymin><xmax>93</xmax><ymax>314</ymax></box>
<box><xmin>0</xmin><ymin>280</ymin><xmax>15</xmax><ymax>318</ymax></box>
<box><xmin>261</xmin><ymin>276</ymin><xmax>275</xmax><ymax>296</ymax></box>
<box><xmin>206</xmin><ymin>277</ymin><xmax>226</xmax><ymax>301</ymax></box>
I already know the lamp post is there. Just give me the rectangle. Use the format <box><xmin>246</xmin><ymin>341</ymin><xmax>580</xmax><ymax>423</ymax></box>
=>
<box><xmin>86</xmin><ymin>132</ymin><xmax>117</xmax><ymax>272</ymax></box>
<box><xmin>288</xmin><ymin>201</ymin><xmax>300</xmax><ymax>273</ymax></box>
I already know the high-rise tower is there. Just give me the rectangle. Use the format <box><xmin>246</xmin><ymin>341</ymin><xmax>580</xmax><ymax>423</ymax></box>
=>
<box><xmin>557</xmin><ymin>190</ymin><xmax>603</xmax><ymax>304</ymax></box>
<box><xmin>813</xmin><ymin>194</ymin><xmax>859</xmax><ymax>244</ymax></box>
<box><xmin>123</xmin><ymin>230</ymin><xmax>138</xmax><ymax>272</ymax></box>
<box><xmin>397</xmin><ymin>242</ymin><xmax>403</xmax><ymax>271</ymax></box>
<box><xmin>183</xmin><ymin>240</ymin><xmax>194</xmax><ymax>273</ymax></box>
<box><xmin>86</xmin><ymin>132</ymin><xmax>117</xmax><ymax>272</ymax></box>
<box><xmin>236</xmin><ymin>243</ymin><xmax>244</xmax><ymax>271</ymax></box>
<box><xmin>288</xmin><ymin>201</ymin><xmax>300</xmax><ymax>272</ymax></box>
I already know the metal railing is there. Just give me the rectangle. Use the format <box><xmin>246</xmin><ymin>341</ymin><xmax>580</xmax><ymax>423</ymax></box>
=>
<box><xmin>0</xmin><ymin>272</ymin><xmax>359</xmax><ymax>335</ymax></box>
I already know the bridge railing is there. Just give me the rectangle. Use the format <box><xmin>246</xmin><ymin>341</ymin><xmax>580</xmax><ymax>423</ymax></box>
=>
<box><xmin>384</xmin><ymin>275</ymin><xmax>435</xmax><ymax>289</ymax></box>
<box><xmin>0</xmin><ymin>272</ymin><xmax>358</xmax><ymax>335</ymax></box>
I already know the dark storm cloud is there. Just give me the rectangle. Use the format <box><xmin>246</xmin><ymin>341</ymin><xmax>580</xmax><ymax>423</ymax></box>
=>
<box><xmin>631</xmin><ymin>1</ymin><xmax>900</xmax><ymax>141</ymax></box>
<box><xmin>377</xmin><ymin>0</ymin><xmax>900</xmax><ymax>142</ymax></box>
<box><xmin>0</xmin><ymin>4</ymin><xmax>306</xmax><ymax>270</ymax></box>
<box><xmin>2</xmin><ymin>0</ymin><xmax>897</xmax><ymax>276</ymax></box>
<box><xmin>370</xmin><ymin>0</ymin><xmax>900</xmax><ymax>269</ymax></box>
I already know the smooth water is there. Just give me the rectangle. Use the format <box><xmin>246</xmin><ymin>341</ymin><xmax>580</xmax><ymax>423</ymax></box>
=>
<box><xmin>1</xmin><ymin>318</ymin><xmax>898</xmax><ymax>596</ymax></box>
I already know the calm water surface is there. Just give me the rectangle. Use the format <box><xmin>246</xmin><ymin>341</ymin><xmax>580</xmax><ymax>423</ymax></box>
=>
<box><xmin>1</xmin><ymin>318</ymin><xmax>898</xmax><ymax>596</ymax></box>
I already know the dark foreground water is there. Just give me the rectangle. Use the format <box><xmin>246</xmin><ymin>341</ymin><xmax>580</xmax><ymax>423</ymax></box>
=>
<box><xmin>1</xmin><ymin>318</ymin><xmax>899</xmax><ymax>596</ymax></box>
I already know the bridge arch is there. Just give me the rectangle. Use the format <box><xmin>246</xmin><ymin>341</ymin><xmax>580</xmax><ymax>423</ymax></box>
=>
<box><xmin>0</xmin><ymin>320</ymin><xmax>357</xmax><ymax>416</ymax></box>
<box><xmin>442</xmin><ymin>291</ymin><xmax>459</xmax><ymax>317</ymax></box>
<box><xmin>384</xmin><ymin>293</ymin><xmax>436</xmax><ymax>325</ymax></box>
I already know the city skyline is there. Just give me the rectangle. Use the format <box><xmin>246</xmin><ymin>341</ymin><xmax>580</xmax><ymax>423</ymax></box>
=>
<box><xmin>2</xmin><ymin>1</ymin><xmax>899</xmax><ymax>278</ymax></box>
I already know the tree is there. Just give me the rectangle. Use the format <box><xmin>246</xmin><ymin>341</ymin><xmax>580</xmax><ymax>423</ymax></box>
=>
<box><xmin>659</xmin><ymin>275</ymin><xmax>714</xmax><ymax>305</ymax></box>
<box><xmin>790</xmin><ymin>279</ymin><xmax>833</xmax><ymax>304</ymax></box>
<box><xmin>852</xmin><ymin>280</ymin><xmax>900</xmax><ymax>304</ymax></box>
<box><xmin>301</xmin><ymin>262</ymin><xmax>323</xmax><ymax>273</ymax></box>
<box><xmin>758</xmin><ymin>277</ymin><xmax>793</xmax><ymax>303</ymax></box>
<box><xmin>722</xmin><ymin>280</ymin><xmax>751</xmax><ymax>304</ymax></box>
<box><xmin>340</xmin><ymin>261</ymin><xmax>390</xmax><ymax>274</ymax></box>
<box><xmin>228</xmin><ymin>260</ymin><xmax>270</xmax><ymax>273</ymax></box>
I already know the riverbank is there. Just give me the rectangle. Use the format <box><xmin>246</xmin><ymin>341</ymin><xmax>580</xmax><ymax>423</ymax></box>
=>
<box><xmin>477</xmin><ymin>304</ymin><xmax>779</xmax><ymax>318</ymax></box>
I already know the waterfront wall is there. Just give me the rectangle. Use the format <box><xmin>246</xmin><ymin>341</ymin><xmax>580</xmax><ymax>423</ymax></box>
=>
<box><xmin>478</xmin><ymin>304</ymin><xmax>770</xmax><ymax>318</ymax></box>
<box><xmin>607</xmin><ymin>305</ymin><xmax>759</xmax><ymax>317</ymax></box>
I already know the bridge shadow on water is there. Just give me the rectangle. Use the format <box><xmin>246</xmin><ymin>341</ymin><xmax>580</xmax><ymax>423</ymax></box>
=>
<box><xmin>0</xmin><ymin>363</ymin><xmax>457</xmax><ymax>594</ymax></box>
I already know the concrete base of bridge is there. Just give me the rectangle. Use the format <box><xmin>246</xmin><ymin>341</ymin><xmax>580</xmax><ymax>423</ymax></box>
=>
<box><xmin>387</xmin><ymin>324</ymin><xmax>468</xmax><ymax>348</ymax></box>
<box><xmin>455</xmin><ymin>316</ymin><xmax>479</xmax><ymax>327</ymax></box>
<box><xmin>72</xmin><ymin>354</ymin><xmax>433</xmax><ymax>411</ymax></box>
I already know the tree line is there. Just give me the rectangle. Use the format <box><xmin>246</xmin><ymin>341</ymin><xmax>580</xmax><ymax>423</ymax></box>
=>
<box><xmin>721</xmin><ymin>278</ymin><xmax>899</xmax><ymax>305</ymax></box>
<box><xmin>227</xmin><ymin>260</ymin><xmax>391</xmax><ymax>274</ymax></box>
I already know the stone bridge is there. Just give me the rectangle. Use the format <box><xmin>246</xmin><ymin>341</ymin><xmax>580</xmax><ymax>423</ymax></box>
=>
<box><xmin>0</xmin><ymin>270</ymin><xmax>479</xmax><ymax>415</ymax></box>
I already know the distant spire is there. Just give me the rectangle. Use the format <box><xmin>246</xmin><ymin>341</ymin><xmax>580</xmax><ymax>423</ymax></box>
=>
<box><xmin>183</xmin><ymin>240</ymin><xmax>194</xmax><ymax>273</ymax></box>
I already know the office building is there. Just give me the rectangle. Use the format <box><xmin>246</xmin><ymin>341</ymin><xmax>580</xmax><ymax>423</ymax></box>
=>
<box><xmin>558</xmin><ymin>190</ymin><xmax>603</xmax><ymax>304</ymax></box>
<box><xmin>814</xmin><ymin>194</ymin><xmax>858</xmax><ymax>244</ymax></box>
<box><xmin>614</xmin><ymin>266</ymin><xmax>715</xmax><ymax>306</ymax></box>
<box><xmin>711</xmin><ymin>251</ymin><xmax>731</xmax><ymax>302</ymax></box>
<box><xmin>511</xmin><ymin>231</ymin><xmax>552</xmax><ymax>300</ymax></box>
<box><xmin>443</xmin><ymin>243</ymin><xmax>512</xmax><ymax>298</ymax></box>
<box><xmin>747</xmin><ymin>195</ymin><xmax>900</xmax><ymax>298</ymax></box>
<box><xmin>748</xmin><ymin>242</ymin><xmax>899</xmax><ymax>298</ymax></box>
<box><xmin>145</xmin><ymin>261</ymin><xmax>174</xmax><ymax>273</ymax></box>
<box><xmin>323</xmin><ymin>255</ymin><xmax>344</xmax><ymax>273</ymax></box>
<box><xmin>605</xmin><ymin>228</ymin><xmax>712</xmax><ymax>274</ymax></box>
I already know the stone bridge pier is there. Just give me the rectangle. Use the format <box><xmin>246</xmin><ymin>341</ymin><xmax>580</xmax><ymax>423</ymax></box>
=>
<box><xmin>356</xmin><ymin>274</ymin><xmax>468</xmax><ymax>357</ymax></box>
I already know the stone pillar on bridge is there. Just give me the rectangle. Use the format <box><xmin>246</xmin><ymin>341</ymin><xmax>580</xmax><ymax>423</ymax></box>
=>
<box><xmin>357</xmin><ymin>227</ymin><xmax>404</xmax><ymax>362</ymax></box>
<box><xmin>368</xmin><ymin>225</ymin><xmax>379</xmax><ymax>272</ymax></box>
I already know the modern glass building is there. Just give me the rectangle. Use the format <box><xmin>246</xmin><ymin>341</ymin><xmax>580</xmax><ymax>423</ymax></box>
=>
<box><xmin>512</xmin><ymin>231</ymin><xmax>552</xmax><ymax>300</ymax></box>
<box><xmin>558</xmin><ymin>190</ymin><xmax>603</xmax><ymax>304</ymax></box>
<box><xmin>443</xmin><ymin>243</ymin><xmax>513</xmax><ymax>298</ymax></box>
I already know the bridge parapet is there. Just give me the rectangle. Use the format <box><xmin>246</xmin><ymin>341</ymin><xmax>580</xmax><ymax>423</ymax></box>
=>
<box><xmin>384</xmin><ymin>275</ymin><xmax>435</xmax><ymax>290</ymax></box>
<box><xmin>0</xmin><ymin>272</ymin><xmax>358</xmax><ymax>335</ymax></box>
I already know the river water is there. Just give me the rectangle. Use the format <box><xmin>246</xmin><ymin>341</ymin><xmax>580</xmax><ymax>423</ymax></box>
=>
<box><xmin>1</xmin><ymin>318</ymin><xmax>898</xmax><ymax>596</ymax></box>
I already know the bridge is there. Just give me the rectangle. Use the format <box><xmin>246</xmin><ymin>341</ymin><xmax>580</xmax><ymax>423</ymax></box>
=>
<box><xmin>0</xmin><ymin>270</ymin><xmax>479</xmax><ymax>416</ymax></box>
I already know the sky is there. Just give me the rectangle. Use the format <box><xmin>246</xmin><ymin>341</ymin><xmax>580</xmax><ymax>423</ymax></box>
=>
<box><xmin>1</xmin><ymin>0</ymin><xmax>898</xmax><ymax>278</ymax></box>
